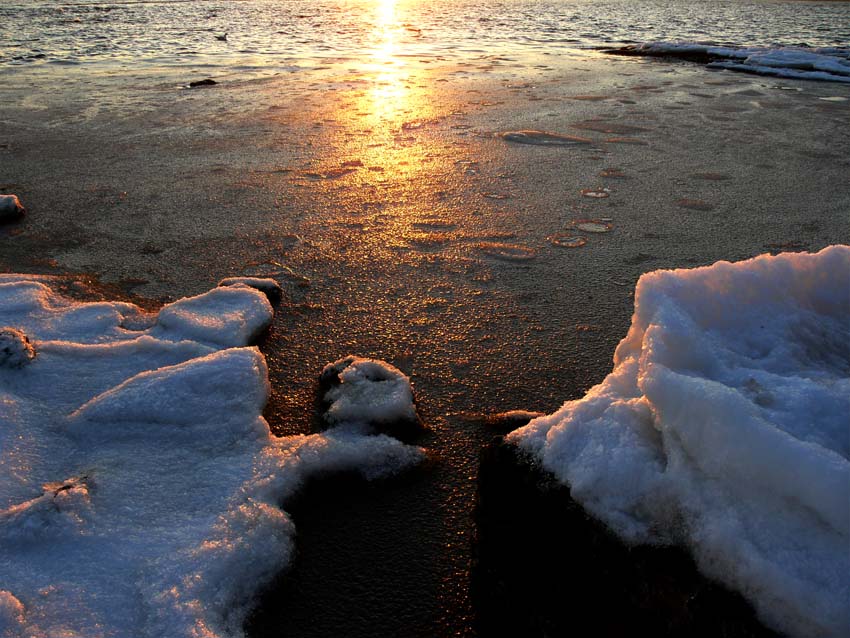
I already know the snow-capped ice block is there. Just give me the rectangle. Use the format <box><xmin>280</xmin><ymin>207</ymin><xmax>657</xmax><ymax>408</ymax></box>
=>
<box><xmin>0</xmin><ymin>276</ymin><xmax>423</xmax><ymax>638</ymax></box>
<box><xmin>508</xmin><ymin>245</ymin><xmax>850</xmax><ymax>638</ymax></box>
<box><xmin>155</xmin><ymin>284</ymin><xmax>274</xmax><ymax>347</ymax></box>
<box><xmin>321</xmin><ymin>355</ymin><xmax>419</xmax><ymax>431</ymax></box>
<box><xmin>0</xmin><ymin>194</ymin><xmax>25</xmax><ymax>222</ymax></box>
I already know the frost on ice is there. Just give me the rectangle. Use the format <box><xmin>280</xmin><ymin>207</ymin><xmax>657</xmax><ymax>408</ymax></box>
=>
<box><xmin>508</xmin><ymin>246</ymin><xmax>850</xmax><ymax>638</ymax></box>
<box><xmin>0</xmin><ymin>277</ymin><xmax>422</xmax><ymax>638</ymax></box>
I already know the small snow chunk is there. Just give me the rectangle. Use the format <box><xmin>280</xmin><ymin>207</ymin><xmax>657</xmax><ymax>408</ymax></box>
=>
<box><xmin>0</xmin><ymin>195</ymin><xmax>25</xmax><ymax>223</ymax></box>
<box><xmin>218</xmin><ymin>277</ymin><xmax>283</xmax><ymax>303</ymax></box>
<box><xmin>0</xmin><ymin>328</ymin><xmax>35</xmax><ymax>368</ymax></box>
<box><xmin>155</xmin><ymin>285</ymin><xmax>273</xmax><ymax>347</ymax></box>
<box><xmin>321</xmin><ymin>356</ymin><xmax>420</xmax><ymax>434</ymax></box>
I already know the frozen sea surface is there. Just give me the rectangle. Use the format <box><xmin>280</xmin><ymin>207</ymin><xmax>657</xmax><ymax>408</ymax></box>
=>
<box><xmin>0</xmin><ymin>276</ymin><xmax>422</xmax><ymax>638</ymax></box>
<box><xmin>1</xmin><ymin>0</ymin><xmax>848</xmax><ymax>75</ymax></box>
<box><xmin>509</xmin><ymin>246</ymin><xmax>850</xmax><ymax>638</ymax></box>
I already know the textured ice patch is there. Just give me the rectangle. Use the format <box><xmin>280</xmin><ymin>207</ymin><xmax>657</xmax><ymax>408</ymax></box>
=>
<box><xmin>508</xmin><ymin>246</ymin><xmax>850</xmax><ymax>638</ymax></box>
<box><xmin>0</xmin><ymin>277</ymin><xmax>422</xmax><ymax>638</ymax></box>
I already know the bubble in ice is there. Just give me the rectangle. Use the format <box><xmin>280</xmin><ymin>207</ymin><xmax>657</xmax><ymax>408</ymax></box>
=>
<box><xmin>548</xmin><ymin>234</ymin><xmax>587</xmax><ymax>248</ymax></box>
<box><xmin>571</xmin><ymin>219</ymin><xmax>613</xmax><ymax>233</ymax></box>
<box><xmin>581</xmin><ymin>188</ymin><xmax>610</xmax><ymax>199</ymax></box>
<box><xmin>599</xmin><ymin>168</ymin><xmax>629</xmax><ymax>178</ymax></box>
<box><xmin>474</xmin><ymin>242</ymin><xmax>537</xmax><ymax>262</ymax></box>
<box><xmin>498</xmin><ymin>130</ymin><xmax>593</xmax><ymax>146</ymax></box>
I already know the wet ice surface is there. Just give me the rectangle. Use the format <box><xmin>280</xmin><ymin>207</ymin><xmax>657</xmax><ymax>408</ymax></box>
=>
<box><xmin>0</xmin><ymin>277</ymin><xmax>422</xmax><ymax>637</ymax></box>
<box><xmin>509</xmin><ymin>247</ymin><xmax>850</xmax><ymax>637</ymax></box>
<box><xmin>2</xmin><ymin>22</ymin><xmax>850</xmax><ymax>638</ymax></box>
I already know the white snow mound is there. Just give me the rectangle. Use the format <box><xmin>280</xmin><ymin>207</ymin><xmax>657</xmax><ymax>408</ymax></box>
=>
<box><xmin>0</xmin><ymin>277</ymin><xmax>423</xmax><ymax>638</ymax></box>
<box><xmin>321</xmin><ymin>355</ymin><xmax>418</xmax><ymax>429</ymax></box>
<box><xmin>508</xmin><ymin>246</ymin><xmax>850</xmax><ymax>638</ymax></box>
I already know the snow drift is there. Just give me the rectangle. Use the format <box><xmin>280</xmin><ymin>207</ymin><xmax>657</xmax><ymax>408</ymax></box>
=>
<box><xmin>0</xmin><ymin>276</ymin><xmax>422</xmax><ymax>638</ymax></box>
<box><xmin>508</xmin><ymin>246</ymin><xmax>850</xmax><ymax>637</ymax></box>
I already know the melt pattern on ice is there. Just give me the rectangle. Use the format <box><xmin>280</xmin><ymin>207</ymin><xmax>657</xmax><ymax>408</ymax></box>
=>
<box><xmin>508</xmin><ymin>246</ymin><xmax>850</xmax><ymax>638</ymax></box>
<box><xmin>0</xmin><ymin>276</ymin><xmax>422</xmax><ymax>638</ymax></box>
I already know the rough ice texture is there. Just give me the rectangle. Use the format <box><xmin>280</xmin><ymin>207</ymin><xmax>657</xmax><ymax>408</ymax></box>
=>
<box><xmin>321</xmin><ymin>355</ymin><xmax>418</xmax><ymax>429</ymax></box>
<box><xmin>0</xmin><ymin>278</ymin><xmax>423</xmax><ymax>638</ymax></box>
<box><xmin>508</xmin><ymin>246</ymin><xmax>850</xmax><ymax>638</ymax></box>
<box><xmin>622</xmin><ymin>42</ymin><xmax>850</xmax><ymax>83</ymax></box>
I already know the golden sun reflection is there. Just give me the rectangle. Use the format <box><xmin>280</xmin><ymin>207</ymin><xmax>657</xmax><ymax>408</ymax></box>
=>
<box><xmin>289</xmin><ymin>0</ymin><xmax>457</xmax><ymax>258</ymax></box>
<box><xmin>366</xmin><ymin>0</ymin><xmax>409</xmax><ymax>123</ymax></box>
<box><xmin>327</xmin><ymin>0</ymin><xmax>444</xmax><ymax>196</ymax></box>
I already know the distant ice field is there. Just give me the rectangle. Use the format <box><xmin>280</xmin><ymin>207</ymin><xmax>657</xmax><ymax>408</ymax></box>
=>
<box><xmin>2</xmin><ymin>0</ymin><xmax>849</xmax><ymax>79</ymax></box>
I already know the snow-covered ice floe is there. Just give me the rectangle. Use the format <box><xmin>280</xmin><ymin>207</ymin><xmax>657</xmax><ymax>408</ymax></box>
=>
<box><xmin>612</xmin><ymin>42</ymin><xmax>850</xmax><ymax>83</ymax></box>
<box><xmin>508</xmin><ymin>246</ymin><xmax>850</xmax><ymax>638</ymax></box>
<box><xmin>0</xmin><ymin>277</ymin><xmax>422</xmax><ymax>638</ymax></box>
